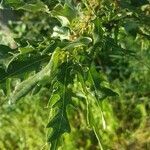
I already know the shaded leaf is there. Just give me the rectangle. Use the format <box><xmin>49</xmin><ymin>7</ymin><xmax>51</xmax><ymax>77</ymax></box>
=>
<box><xmin>17</xmin><ymin>1</ymin><xmax>50</xmax><ymax>13</ymax></box>
<box><xmin>9</xmin><ymin>48</ymin><xmax>60</xmax><ymax>103</ymax></box>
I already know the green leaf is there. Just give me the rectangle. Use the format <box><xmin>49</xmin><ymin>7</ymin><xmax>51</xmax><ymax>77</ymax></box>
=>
<box><xmin>18</xmin><ymin>44</ymin><xmax>35</xmax><ymax>54</ymax></box>
<box><xmin>0</xmin><ymin>54</ymin><xmax>50</xmax><ymax>83</ymax></box>
<box><xmin>52</xmin><ymin>26</ymin><xmax>70</xmax><ymax>40</ymax></box>
<box><xmin>9</xmin><ymin>48</ymin><xmax>60</xmax><ymax>103</ymax></box>
<box><xmin>41</xmin><ymin>40</ymin><xmax>58</xmax><ymax>55</ymax></box>
<box><xmin>52</xmin><ymin>3</ymin><xmax>77</xmax><ymax>22</ymax></box>
<box><xmin>17</xmin><ymin>1</ymin><xmax>50</xmax><ymax>13</ymax></box>
<box><xmin>0</xmin><ymin>45</ymin><xmax>14</xmax><ymax>55</ymax></box>
<box><xmin>46</xmin><ymin>61</ymin><xmax>74</xmax><ymax>149</ymax></box>
<box><xmin>0</xmin><ymin>45</ymin><xmax>19</xmax><ymax>71</ymax></box>
<box><xmin>93</xmin><ymin>18</ymin><xmax>104</xmax><ymax>44</ymax></box>
<box><xmin>124</xmin><ymin>21</ymin><xmax>139</xmax><ymax>37</ymax></box>
<box><xmin>56</xmin><ymin>15</ymin><xmax>70</xmax><ymax>26</ymax></box>
<box><xmin>49</xmin><ymin>94</ymin><xmax>61</xmax><ymax>108</ymax></box>
<box><xmin>47</xmin><ymin>108</ymin><xmax>71</xmax><ymax>149</ymax></box>
<box><xmin>4</xmin><ymin>0</ymin><xmax>24</xmax><ymax>8</ymax></box>
<box><xmin>4</xmin><ymin>0</ymin><xmax>50</xmax><ymax>13</ymax></box>
<box><xmin>64</xmin><ymin>37</ymin><xmax>92</xmax><ymax>50</ymax></box>
<box><xmin>100</xmin><ymin>87</ymin><xmax>118</xmax><ymax>97</ymax></box>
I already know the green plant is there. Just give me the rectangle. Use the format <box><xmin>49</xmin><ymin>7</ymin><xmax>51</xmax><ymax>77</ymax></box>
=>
<box><xmin>0</xmin><ymin>0</ymin><xmax>150</xmax><ymax>149</ymax></box>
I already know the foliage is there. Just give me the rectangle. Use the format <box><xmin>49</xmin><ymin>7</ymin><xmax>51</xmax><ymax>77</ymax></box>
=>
<box><xmin>0</xmin><ymin>92</ymin><xmax>49</xmax><ymax>149</ymax></box>
<box><xmin>0</xmin><ymin>0</ymin><xmax>150</xmax><ymax>149</ymax></box>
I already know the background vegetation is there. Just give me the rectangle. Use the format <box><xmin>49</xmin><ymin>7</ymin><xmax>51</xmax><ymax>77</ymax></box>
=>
<box><xmin>0</xmin><ymin>0</ymin><xmax>150</xmax><ymax>149</ymax></box>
